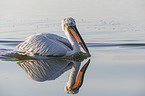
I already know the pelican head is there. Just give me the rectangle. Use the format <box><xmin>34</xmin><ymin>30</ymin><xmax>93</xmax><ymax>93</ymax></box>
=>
<box><xmin>62</xmin><ymin>17</ymin><xmax>76</xmax><ymax>31</ymax></box>
<box><xmin>62</xmin><ymin>17</ymin><xmax>91</xmax><ymax>57</ymax></box>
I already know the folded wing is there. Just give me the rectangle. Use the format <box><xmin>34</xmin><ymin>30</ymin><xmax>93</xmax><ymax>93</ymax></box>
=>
<box><xmin>16</xmin><ymin>33</ymin><xmax>73</xmax><ymax>57</ymax></box>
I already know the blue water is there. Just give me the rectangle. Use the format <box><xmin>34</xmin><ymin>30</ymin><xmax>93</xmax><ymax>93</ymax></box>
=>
<box><xmin>0</xmin><ymin>0</ymin><xmax>145</xmax><ymax>96</ymax></box>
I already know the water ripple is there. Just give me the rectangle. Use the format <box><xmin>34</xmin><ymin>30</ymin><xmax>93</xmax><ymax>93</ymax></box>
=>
<box><xmin>0</xmin><ymin>40</ymin><xmax>22</xmax><ymax>43</ymax></box>
<box><xmin>0</xmin><ymin>39</ymin><xmax>145</xmax><ymax>48</ymax></box>
<box><xmin>0</xmin><ymin>40</ymin><xmax>22</xmax><ymax>46</ymax></box>
<box><xmin>87</xmin><ymin>43</ymin><xmax>145</xmax><ymax>48</ymax></box>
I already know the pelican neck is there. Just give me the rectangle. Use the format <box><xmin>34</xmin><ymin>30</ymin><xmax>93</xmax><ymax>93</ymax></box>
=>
<box><xmin>64</xmin><ymin>28</ymin><xmax>80</xmax><ymax>53</ymax></box>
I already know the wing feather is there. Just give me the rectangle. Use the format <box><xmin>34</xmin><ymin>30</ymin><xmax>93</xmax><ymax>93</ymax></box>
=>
<box><xmin>17</xmin><ymin>33</ymin><xmax>72</xmax><ymax>57</ymax></box>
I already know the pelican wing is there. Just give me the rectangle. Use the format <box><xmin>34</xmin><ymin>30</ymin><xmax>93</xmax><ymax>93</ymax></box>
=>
<box><xmin>16</xmin><ymin>33</ymin><xmax>72</xmax><ymax>57</ymax></box>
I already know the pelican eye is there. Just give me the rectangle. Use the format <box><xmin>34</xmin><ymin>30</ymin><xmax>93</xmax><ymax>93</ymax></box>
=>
<box><xmin>69</xmin><ymin>22</ymin><xmax>73</xmax><ymax>26</ymax></box>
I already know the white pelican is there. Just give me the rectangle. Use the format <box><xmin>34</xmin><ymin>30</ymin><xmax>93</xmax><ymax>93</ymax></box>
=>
<box><xmin>16</xmin><ymin>17</ymin><xmax>90</xmax><ymax>59</ymax></box>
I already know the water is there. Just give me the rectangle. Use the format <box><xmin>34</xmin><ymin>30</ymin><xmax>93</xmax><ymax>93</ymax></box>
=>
<box><xmin>0</xmin><ymin>0</ymin><xmax>145</xmax><ymax>96</ymax></box>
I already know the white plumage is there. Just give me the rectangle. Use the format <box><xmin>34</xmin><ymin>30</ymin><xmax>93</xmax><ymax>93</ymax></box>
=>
<box><xmin>17</xmin><ymin>33</ymin><xmax>72</xmax><ymax>57</ymax></box>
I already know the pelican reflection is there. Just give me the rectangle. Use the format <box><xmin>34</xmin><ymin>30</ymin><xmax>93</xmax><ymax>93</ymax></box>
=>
<box><xmin>17</xmin><ymin>59</ymin><xmax>90</xmax><ymax>94</ymax></box>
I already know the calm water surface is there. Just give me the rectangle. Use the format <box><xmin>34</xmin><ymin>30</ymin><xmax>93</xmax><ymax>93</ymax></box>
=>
<box><xmin>0</xmin><ymin>0</ymin><xmax>145</xmax><ymax>96</ymax></box>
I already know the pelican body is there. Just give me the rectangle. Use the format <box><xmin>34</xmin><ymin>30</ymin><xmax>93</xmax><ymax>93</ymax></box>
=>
<box><xmin>17</xmin><ymin>17</ymin><xmax>90</xmax><ymax>59</ymax></box>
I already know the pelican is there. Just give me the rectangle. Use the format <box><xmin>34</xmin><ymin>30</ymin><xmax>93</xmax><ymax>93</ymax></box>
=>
<box><xmin>16</xmin><ymin>17</ymin><xmax>90</xmax><ymax>59</ymax></box>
